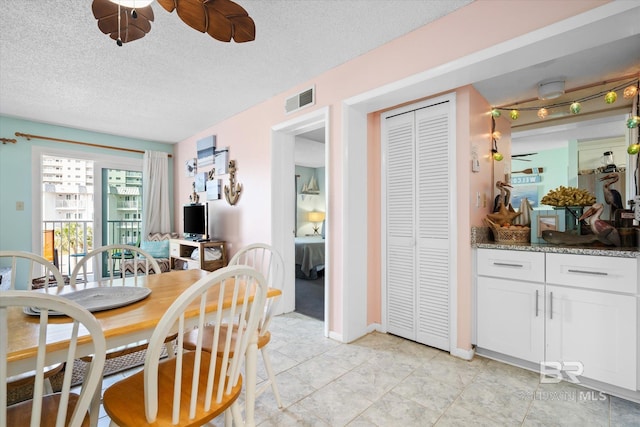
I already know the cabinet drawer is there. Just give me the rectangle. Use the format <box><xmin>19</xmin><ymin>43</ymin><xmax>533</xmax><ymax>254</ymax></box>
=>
<box><xmin>477</xmin><ymin>249</ymin><xmax>545</xmax><ymax>282</ymax></box>
<box><xmin>170</xmin><ymin>244</ymin><xmax>180</xmax><ymax>257</ymax></box>
<box><xmin>546</xmin><ymin>253</ymin><xmax>638</xmax><ymax>294</ymax></box>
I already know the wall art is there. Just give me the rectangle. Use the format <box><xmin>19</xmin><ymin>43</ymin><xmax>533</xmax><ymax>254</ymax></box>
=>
<box><xmin>197</xmin><ymin>135</ymin><xmax>216</xmax><ymax>167</ymax></box>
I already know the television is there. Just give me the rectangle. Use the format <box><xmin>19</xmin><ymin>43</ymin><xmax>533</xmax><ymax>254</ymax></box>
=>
<box><xmin>183</xmin><ymin>203</ymin><xmax>208</xmax><ymax>240</ymax></box>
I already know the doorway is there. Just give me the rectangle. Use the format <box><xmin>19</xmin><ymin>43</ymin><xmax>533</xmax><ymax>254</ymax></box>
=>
<box><xmin>294</xmin><ymin>127</ymin><xmax>326</xmax><ymax>320</ymax></box>
<box><xmin>271</xmin><ymin>107</ymin><xmax>330</xmax><ymax>336</ymax></box>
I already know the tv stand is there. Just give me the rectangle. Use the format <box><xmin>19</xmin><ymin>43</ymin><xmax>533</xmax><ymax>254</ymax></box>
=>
<box><xmin>169</xmin><ymin>239</ymin><xmax>227</xmax><ymax>272</ymax></box>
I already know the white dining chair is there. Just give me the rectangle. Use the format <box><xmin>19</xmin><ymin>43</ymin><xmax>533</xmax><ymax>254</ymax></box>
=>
<box><xmin>70</xmin><ymin>244</ymin><xmax>170</xmax><ymax>368</ymax></box>
<box><xmin>102</xmin><ymin>265</ymin><xmax>268</xmax><ymax>426</ymax></box>
<box><xmin>184</xmin><ymin>243</ymin><xmax>284</xmax><ymax>409</ymax></box>
<box><xmin>1</xmin><ymin>290</ymin><xmax>106</xmax><ymax>427</ymax></box>
<box><xmin>0</xmin><ymin>250</ymin><xmax>66</xmax><ymax>291</ymax></box>
<box><xmin>70</xmin><ymin>244</ymin><xmax>161</xmax><ymax>286</ymax></box>
<box><xmin>0</xmin><ymin>251</ymin><xmax>67</xmax><ymax>397</ymax></box>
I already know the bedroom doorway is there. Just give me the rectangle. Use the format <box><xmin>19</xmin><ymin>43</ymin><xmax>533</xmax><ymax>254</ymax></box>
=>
<box><xmin>294</xmin><ymin>127</ymin><xmax>326</xmax><ymax>321</ymax></box>
<box><xmin>271</xmin><ymin>107</ymin><xmax>330</xmax><ymax>337</ymax></box>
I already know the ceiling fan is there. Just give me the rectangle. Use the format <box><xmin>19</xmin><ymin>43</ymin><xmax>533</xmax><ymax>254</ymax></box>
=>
<box><xmin>92</xmin><ymin>0</ymin><xmax>255</xmax><ymax>46</ymax></box>
<box><xmin>512</xmin><ymin>153</ymin><xmax>537</xmax><ymax>162</ymax></box>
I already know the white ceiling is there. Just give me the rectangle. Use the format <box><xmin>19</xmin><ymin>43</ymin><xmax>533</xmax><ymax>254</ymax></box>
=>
<box><xmin>0</xmin><ymin>0</ymin><xmax>473</xmax><ymax>143</ymax></box>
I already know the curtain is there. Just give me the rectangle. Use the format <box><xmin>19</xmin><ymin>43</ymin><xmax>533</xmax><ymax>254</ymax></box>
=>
<box><xmin>142</xmin><ymin>151</ymin><xmax>170</xmax><ymax>238</ymax></box>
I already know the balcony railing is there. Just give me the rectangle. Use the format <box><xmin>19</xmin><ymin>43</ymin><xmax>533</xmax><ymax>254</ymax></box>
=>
<box><xmin>42</xmin><ymin>219</ymin><xmax>141</xmax><ymax>278</ymax></box>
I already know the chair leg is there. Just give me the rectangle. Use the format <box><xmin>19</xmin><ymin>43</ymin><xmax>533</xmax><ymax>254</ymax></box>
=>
<box><xmin>228</xmin><ymin>404</ymin><xmax>241</xmax><ymax>427</ymax></box>
<box><xmin>43</xmin><ymin>378</ymin><xmax>54</xmax><ymax>395</ymax></box>
<box><xmin>88</xmin><ymin>365</ymin><xmax>102</xmax><ymax>427</ymax></box>
<box><xmin>260</xmin><ymin>347</ymin><xmax>283</xmax><ymax>408</ymax></box>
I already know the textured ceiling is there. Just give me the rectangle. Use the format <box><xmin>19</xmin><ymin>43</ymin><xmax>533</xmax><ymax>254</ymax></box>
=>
<box><xmin>0</xmin><ymin>0</ymin><xmax>472</xmax><ymax>143</ymax></box>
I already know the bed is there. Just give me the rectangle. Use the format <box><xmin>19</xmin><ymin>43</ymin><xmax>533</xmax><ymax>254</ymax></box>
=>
<box><xmin>295</xmin><ymin>236</ymin><xmax>325</xmax><ymax>279</ymax></box>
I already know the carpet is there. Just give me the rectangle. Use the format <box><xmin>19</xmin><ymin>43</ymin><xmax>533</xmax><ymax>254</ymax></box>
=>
<box><xmin>295</xmin><ymin>273</ymin><xmax>324</xmax><ymax>321</ymax></box>
<box><xmin>7</xmin><ymin>347</ymin><xmax>164</xmax><ymax>405</ymax></box>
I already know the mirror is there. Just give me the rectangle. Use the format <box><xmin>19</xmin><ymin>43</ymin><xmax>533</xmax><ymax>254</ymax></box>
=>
<box><xmin>507</xmin><ymin>113</ymin><xmax>634</xmax><ymax>219</ymax></box>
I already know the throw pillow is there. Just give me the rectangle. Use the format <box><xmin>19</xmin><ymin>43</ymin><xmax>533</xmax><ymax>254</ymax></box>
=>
<box><xmin>140</xmin><ymin>240</ymin><xmax>170</xmax><ymax>259</ymax></box>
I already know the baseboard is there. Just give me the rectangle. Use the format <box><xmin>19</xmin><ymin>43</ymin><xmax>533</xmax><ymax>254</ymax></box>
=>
<box><xmin>328</xmin><ymin>330</ymin><xmax>343</xmax><ymax>342</ymax></box>
<box><xmin>366</xmin><ymin>323</ymin><xmax>382</xmax><ymax>334</ymax></box>
<box><xmin>451</xmin><ymin>346</ymin><xmax>475</xmax><ymax>361</ymax></box>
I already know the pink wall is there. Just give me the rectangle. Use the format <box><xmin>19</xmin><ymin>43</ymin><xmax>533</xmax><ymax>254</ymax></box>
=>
<box><xmin>174</xmin><ymin>1</ymin><xmax>608</xmax><ymax>342</ymax></box>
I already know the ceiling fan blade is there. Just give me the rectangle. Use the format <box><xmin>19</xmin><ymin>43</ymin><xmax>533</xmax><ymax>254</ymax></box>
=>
<box><xmin>109</xmin><ymin>24</ymin><xmax>147</xmax><ymax>43</ymax></box>
<box><xmin>205</xmin><ymin>8</ymin><xmax>232</xmax><ymax>42</ymax></box>
<box><xmin>156</xmin><ymin>0</ymin><xmax>177</xmax><ymax>13</ymax></box>
<box><xmin>513</xmin><ymin>158</ymin><xmax>532</xmax><ymax>162</ymax></box>
<box><xmin>134</xmin><ymin>5</ymin><xmax>154</xmax><ymax>22</ymax></box>
<box><xmin>230</xmin><ymin>15</ymin><xmax>255</xmax><ymax>42</ymax></box>
<box><xmin>175</xmin><ymin>0</ymin><xmax>208</xmax><ymax>33</ymax></box>
<box><xmin>92</xmin><ymin>0</ymin><xmax>119</xmax><ymax>20</ymax></box>
<box><xmin>92</xmin><ymin>0</ymin><xmax>154</xmax><ymax>43</ymax></box>
<box><xmin>512</xmin><ymin>153</ymin><xmax>538</xmax><ymax>158</ymax></box>
<box><xmin>98</xmin><ymin>12</ymin><xmax>152</xmax><ymax>35</ymax></box>
<box><xmin>206</xmin><ymin>0</ymin><xmax>254</xmax><ymax>42</ymax></box>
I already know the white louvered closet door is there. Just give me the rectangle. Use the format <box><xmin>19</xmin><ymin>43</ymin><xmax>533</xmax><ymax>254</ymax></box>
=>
<box><xmin>384</xmin><ymin>100</ymin><xmax>451</xmax><ymax>351</ymax></box>
<box><xmin>385</xmin><ymin>111</ymin><xmax>416</xmax><ymax>339</ymax></box>
<box><xmin>415</xmin><ymin>104</ymin><xmax>450</xmax><ymax>350</ymax></box>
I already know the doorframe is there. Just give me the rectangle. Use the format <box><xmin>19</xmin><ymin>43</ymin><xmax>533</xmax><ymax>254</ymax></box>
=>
<box><xmin>31</xmin><ymin>146</ymin><xmax>142</xmax><ymax>262</ymax></box>
<box><xmin>379</xmin><ymin>94</ymin><xmax>458</xmax><ymax>352</ymax></box>
<box><xmin>271</xmin><ymin>106</ymin><xmax>330</xmax><ymax>337</ymax></box>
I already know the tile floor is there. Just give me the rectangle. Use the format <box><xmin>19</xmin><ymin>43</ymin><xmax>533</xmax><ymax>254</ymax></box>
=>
<box><xmin>97</xmin><ymin>313</ymin><xmax>640</xmax><ymax>426</ymax></box>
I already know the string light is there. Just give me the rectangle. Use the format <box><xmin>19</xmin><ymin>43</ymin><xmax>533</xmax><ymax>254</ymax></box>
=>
<box><xmin>569</xmin><ymin>102</ymin><xmax>581</xmax><ymax>114</ymax></box>
<box><xmin>490</xmin><ymin>77</ymin><xmax>639</xmax><ymax>122</ymax></box>
<box><xmin>537</xmin><ymin>108</ymin><xmax>548</xmax><ymax>119</ymax></box>
<box><xmin>623</xmin><ymin>85</ymin><xmax>638</xmax><ymax>99</ymax></box>
<box><xmin>627</xmin><ymin>82</ymin><xmax>640</xmax><ymax>155</ymax></box>
<box><xmin>490</xmin><ymin>115</ymin><xmax>503</xmax><ymax>161</ymax></box>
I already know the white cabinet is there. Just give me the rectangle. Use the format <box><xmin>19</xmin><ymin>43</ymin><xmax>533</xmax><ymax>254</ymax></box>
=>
<box><xmin>477</xmin><ymin>277</ymin><xmax>544</xmax><ymax>363</ymax></box>
<box><xmin>545</xmin><ymin>284</ymin><xmax>637</xmax><ymax>390</ymax></box>
<box><xmin>476</xmin><ymin>249</ymin><xmax>638</xmax><ymax>391</ymax></box>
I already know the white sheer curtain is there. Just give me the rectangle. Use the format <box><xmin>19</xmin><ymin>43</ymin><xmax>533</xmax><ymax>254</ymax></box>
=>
<box><xmin>142</xmin><ymin>151</ymin><xmax>170</xmax><ymax>238</ymax></box>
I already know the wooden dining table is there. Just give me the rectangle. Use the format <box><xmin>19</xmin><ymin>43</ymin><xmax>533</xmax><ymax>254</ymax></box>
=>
<box><xmin>6</xmin><ymin>268</ymin><xmax>281</xmax><ymax>427</ymax></box>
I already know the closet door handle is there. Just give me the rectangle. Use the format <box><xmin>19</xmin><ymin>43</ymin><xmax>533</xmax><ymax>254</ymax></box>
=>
<box><xmin>549</xmin><ymin>292</ymin><xmax>553</xmax><ymax>320</ymax></box>
<box><xmin>535</xmin><ymin>290</ymin><xmax>539</xmax><ymax>317</ymax></box>
<box><xmin>567</xmin><ymin>269</ymin><xmax>608</xmax><ymax>276</ymax></box>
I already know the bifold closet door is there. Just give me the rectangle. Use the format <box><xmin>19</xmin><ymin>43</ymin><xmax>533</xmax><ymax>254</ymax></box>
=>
<box><xmin>385</xmin><ymin>101</ymin><xmax>451</xmax><ymax>351</ymax></box>
<box><xmin>385</xmin><ymin>111</ymin><xmax>416</xmax><ymax>340</ymax></box>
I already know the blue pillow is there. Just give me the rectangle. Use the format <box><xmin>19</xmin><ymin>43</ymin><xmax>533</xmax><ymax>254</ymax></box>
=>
<box><xmin>140</xmin><ymin>240</ymin><xmax>170</xmax><ymax>259</ymax></box>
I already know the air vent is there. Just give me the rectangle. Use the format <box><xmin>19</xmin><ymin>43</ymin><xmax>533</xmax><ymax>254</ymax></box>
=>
<box><xmin>285</xmin><ymin>86</ymin><xmax>315</xmax><ymax>114</ymax></box>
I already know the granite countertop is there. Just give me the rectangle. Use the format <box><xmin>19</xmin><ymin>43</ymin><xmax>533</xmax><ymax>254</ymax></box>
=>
<box><xmin>471</xmin><ymin>226</ymin><xmax>640</xmax><ymax>258</ymax></box>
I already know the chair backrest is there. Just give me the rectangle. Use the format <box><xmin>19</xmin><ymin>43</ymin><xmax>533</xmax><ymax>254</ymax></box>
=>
<box><xmin>229</xmin><ymin>243</ymin><xmax>283</xmax><ymax>335</ymax></box>
<box><xmin>0</xmin><ymin>290</ymin><xmax>106</xmax><ymax>427</ymax></box>
<box><xmin>70</xmin><ymin>244</ymin><xmax>161</xmax><ymax>286</ymax></box>
<box><xmin>0</xmin><ymin>250</ymin><xmax>65</xmax><ymax>291</ymax></box>
<box><xmin>143</xmin><ymin>265</ymin><xmax>268</xmax><ymax>424</ymax></box>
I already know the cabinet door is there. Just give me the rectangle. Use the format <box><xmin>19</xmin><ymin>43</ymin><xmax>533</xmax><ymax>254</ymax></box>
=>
<box><xmin>477</xmin><ymin>277</ymin><xmax>544</xmax><ymax>363</ymax></box>
<box><xmin>545</xmin><ymin>285</ymin><xmax>637</xmax><ymax>390</ymax></box>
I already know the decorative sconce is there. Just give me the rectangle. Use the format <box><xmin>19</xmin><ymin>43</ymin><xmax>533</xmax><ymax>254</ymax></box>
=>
<box><xmin>307</xmin><ymin>211</ymin><xmax>325</xmax><ymax>235</ymax></box>
<box><xmin>224</xmin><ymin>160</ymin><xmax>242</xmax><ymax>206</ymax></box>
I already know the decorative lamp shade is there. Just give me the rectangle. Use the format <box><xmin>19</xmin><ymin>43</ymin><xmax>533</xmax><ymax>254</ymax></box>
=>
<box><xmin>308</xmin><ymin>211</ymin><xmax>325</xmax><ymax>223</ymax></box>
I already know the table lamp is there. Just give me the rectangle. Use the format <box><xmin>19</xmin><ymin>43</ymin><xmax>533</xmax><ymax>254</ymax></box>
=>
<box><xmin>308</xmin><ymin>211</ymin><xmax>325</xmax><ymax>235</ymax></box>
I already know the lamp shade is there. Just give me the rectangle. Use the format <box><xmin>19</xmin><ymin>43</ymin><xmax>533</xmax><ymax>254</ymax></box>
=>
<box><xmin>308</xmin><ymin>211</ymin><xmax>325</xmax><ymax>223</ymax></box>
